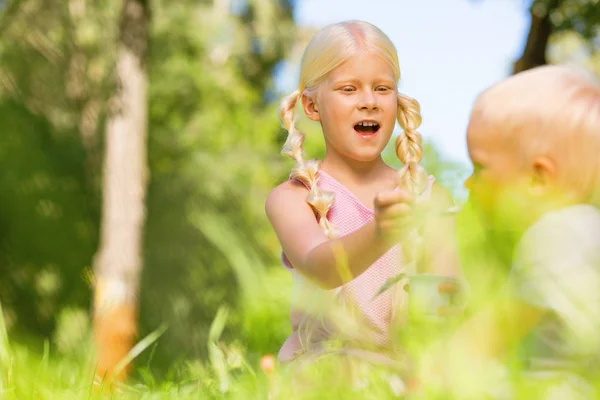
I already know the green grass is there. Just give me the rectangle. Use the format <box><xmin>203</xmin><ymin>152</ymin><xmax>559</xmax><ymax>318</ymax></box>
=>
<box><xmin>2</xmin><ymin>208</ymin><xmax>600</xmax><ymax>399</ymax></box>
<box><xmin>0</xmin><ymin>312</ymin><xmax>404</xmax><ymax>399</ymax></box>
<box><xmin>2</xmin><ymin>298</ymin><xmax>600</xmax><ymax>399</ymax></box>
<box><xmin>0</xmin><ymin>285</ymin><xmax>421</xmax><ymax>400</ymax></box>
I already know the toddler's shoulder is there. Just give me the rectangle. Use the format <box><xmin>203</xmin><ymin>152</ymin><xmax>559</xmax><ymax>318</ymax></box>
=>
<box><xmin>518</xmin><ymin>204</ymin><xmax>600</xmax><ymax>263</ymax></box>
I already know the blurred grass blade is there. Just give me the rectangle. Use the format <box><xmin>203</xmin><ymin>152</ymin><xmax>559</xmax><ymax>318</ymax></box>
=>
<box><xmin>192</xmin><ymin>212</ymin><xmax>265</xmax><ymax>305</ymax></box>
<box><xmin>208</xmin><ymin>306</ymin><xmax>230</xmax><ymax>393</ymax></box>
<box><xmin>373</xmin><ymin>273</ymin><xmax>407</xmax><ymax>300</ymax></box>
<box><xmin>0</xmin><ymin>301</ymin><xmax>9</xmax><ymax>393</ymax></box>
<box><xmin>208</xmin><ymin>306</ymin><xmax>229</xmax><ymax>343</ymax></box>
<box><xmin>0</xmin><ymin>301</ymin><xmax>10</xmax><ymax>368</ymax></box>
<box><xmin>113</xmin><ymin>324</ymin><xmax>168</xmax><ymax>378</ymax></box>
<box><xmin>331</xmin><ymin>241</ymin><xmax>353</xmax><ymax>284</ymax></box>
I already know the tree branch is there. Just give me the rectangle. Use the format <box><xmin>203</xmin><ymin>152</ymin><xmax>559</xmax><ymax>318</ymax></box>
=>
<box><xmin>513</xmin><ymin>0</ymin><xmax>563</xmax><ymax>74</ymax></box>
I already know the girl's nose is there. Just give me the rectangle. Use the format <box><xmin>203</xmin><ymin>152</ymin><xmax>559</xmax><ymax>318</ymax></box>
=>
<box><xmin>358</xmin><ymin>90</ymin><xmax>378</xmax><ymax>110</ymax></box>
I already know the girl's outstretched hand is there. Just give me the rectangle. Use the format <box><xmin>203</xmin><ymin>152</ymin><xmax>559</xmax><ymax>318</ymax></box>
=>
<box><xmin>373</xmin><ymin>188</ymin><xmax>417</xmax><ymax>244</ymax></box>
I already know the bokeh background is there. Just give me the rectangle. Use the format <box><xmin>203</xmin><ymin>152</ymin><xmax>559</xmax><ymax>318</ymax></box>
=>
<box><xmin>0</xmin><ymin>0</ymin><xmax>598</xmax><ymax>397</ymax></box>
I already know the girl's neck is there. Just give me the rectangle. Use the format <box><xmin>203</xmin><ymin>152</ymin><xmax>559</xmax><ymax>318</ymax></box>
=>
<box><xmin>320</xmin><ymin>154</ymin><xmax>392</xmax><ymax>185</ymax></box>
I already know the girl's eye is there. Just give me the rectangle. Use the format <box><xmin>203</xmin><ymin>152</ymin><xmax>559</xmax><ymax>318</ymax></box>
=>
<box><xmin>376</xmin><ymin>87</ymin><xmax>390</xmax><ymax>92</ymax></box>
<box><xmin>340</xmin><ymin>87</ymin><xmax>355</xmax><ymax>92</ymax></box>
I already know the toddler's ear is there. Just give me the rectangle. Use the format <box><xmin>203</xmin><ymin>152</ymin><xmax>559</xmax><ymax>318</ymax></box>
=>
<box><xmin>302</xmin><ymin>92</ymin><xmax>320</xmax><ymax>122</ymax></box>
<box><xmin>529</xmin><ymin>156</ymin><xmax>556</xmax><ymax>196</ymax></box>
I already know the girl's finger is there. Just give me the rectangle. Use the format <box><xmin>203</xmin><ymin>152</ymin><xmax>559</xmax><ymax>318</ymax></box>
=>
<box><xmin>374</xmin><ymin>190</ymin><xmax>415</xmax><ymax>209</ymax></box>
<box><xmin>383</xmin><ymin>202</ymin><xmax>415</xmax><ymax>217</ymax></box>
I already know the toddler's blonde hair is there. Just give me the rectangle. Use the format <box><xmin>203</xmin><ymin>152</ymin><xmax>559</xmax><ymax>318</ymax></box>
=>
<box><xmin>472</xmin><ymin>65</ymin><xmax>600</xmax><ymax>205</ymax></box>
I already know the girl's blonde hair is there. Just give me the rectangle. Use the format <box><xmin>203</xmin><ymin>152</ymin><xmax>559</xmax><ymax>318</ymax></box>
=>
<box><xmin>472</xmin><ymin>64</ymin><xmax>600</xmax><ymax>205</ymax></box>
<box><xmin>279</xmin><ymin>20</ymin><xmax>427</xmax><ymax>238</ymax></box>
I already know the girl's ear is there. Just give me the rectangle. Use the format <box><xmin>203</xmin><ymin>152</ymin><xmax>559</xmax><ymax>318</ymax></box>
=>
<box><xmin>529</xmin><ymin>155</ymin><xmax>556</xmax><ymax>196</ymax></box>
<box><xmin>302</xmin><ymin>92</ymin><xmax>321</xmax><ymax>122</ymax></box>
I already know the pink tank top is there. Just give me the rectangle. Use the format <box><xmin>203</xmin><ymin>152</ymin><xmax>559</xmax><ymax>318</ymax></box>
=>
<box><xmin>278</xmin><ymin>170</ymin><xmax>435</xmax><ymax>362</ymax></box>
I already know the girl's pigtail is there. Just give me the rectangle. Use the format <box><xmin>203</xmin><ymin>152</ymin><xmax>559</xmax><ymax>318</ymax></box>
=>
<box><xmin>395</xmin><ymin>93</ymin><xmax>428</xmax><ymax>195</ymax></box>
<box><xmin>279</xmin><ymin>90</ymin><xmax>337</xmax><ymax>238</ymax></box>
<box><xmin>395</xmin><ymin>92</ymin><xmax>429</xmax><ymax>269</ymax></box>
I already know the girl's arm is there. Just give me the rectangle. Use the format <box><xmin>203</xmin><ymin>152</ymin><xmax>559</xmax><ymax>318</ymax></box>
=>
<box><xmin>265</xmin><ymin>179</ymin><xmax>412</xmax><ymax>290</ymax></box>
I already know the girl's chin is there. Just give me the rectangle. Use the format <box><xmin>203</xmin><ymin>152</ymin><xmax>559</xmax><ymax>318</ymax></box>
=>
<box><xmin>346</xmin><ymin>150</ymin><xmax>387</xmax><ymax>163</ymax></box>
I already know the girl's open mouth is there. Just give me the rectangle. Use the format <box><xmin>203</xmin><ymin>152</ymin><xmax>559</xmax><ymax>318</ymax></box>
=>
<box><xmin>354</xmin><ymin>121</ymin><xmax>380</xmax><ymax>138</ymax></box>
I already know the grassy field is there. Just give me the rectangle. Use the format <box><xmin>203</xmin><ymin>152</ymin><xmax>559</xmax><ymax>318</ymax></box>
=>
<box><xmin>2</xmin><ymin>235</ymin><xmax>599</xmax><ymax>399</ymax></box>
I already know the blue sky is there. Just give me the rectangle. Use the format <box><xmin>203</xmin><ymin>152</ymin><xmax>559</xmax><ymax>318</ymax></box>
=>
<box><xmin>277</xmin><ymin>0</ymin><xmax>531</xmax><ymax>167</ymax></box>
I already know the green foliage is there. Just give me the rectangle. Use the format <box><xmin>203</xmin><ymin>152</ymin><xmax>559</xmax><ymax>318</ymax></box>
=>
<box><xmin>138</xmin><ymin>0</ymin><xmax>296</xmax><ymax>372</ymax></box>
<box><xmin>547</xmin><ymin>0</ymin><xmax>600</xmax><ymax>44</ymax></box>
<box><xmin>0</xmin><ymin>0</ymin><xmax>118</xmax><ymax>341</ymax></box>
<box><xmin>0</xmin><ymin>101</ymin><xmax>97</xmax><ymax>337</ymax></box>
<box><xmin>0</xmin><ymin>0</ymin><xmax>297</xmax><ymax>374</ymax></box>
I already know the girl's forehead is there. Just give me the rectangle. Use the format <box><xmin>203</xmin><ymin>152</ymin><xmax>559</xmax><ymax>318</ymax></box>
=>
<box><xmin>326</xmin><ymin>51</ymin><xmax>396</xmax><ymax>82</ymax></box>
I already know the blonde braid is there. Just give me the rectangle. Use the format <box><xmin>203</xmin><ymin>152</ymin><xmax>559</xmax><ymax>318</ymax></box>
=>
<box><xmin>395</xmin><ymin>93</ymin><xmax>428</xmax><ymax>195</ymax></box>
<box><xmin>279</xmin><ymin>90</ymin><xmax>338</xmax><ymax>239</ymax></box>
<box><xmin>395</xmin><ymin>92</ymin><xmax>429</xmax><ymax>269</ymax></box>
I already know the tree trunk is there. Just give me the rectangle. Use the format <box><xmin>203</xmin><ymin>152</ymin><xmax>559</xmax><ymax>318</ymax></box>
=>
<box><xmin>513</xmin><ymin>0</ymin><xmax>562</xmax><ymax>74</ymax></box>
<box><xmin>92</xmin><ymin>0</ymin><xmax>149</xmax><ymax>384</ymax></box>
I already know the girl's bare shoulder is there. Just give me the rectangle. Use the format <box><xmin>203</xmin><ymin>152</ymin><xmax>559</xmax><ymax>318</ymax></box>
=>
<box><xmin>265</xmin><ymin>179</ymin><xmax>312</xmax><ymax>219</ymax></box>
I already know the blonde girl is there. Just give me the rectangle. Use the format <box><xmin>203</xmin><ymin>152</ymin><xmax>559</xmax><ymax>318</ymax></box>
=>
<box><xmin>266</xmin><ymin>20</ymin><xmax>461</xmax><ymax>369</ymax></box>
